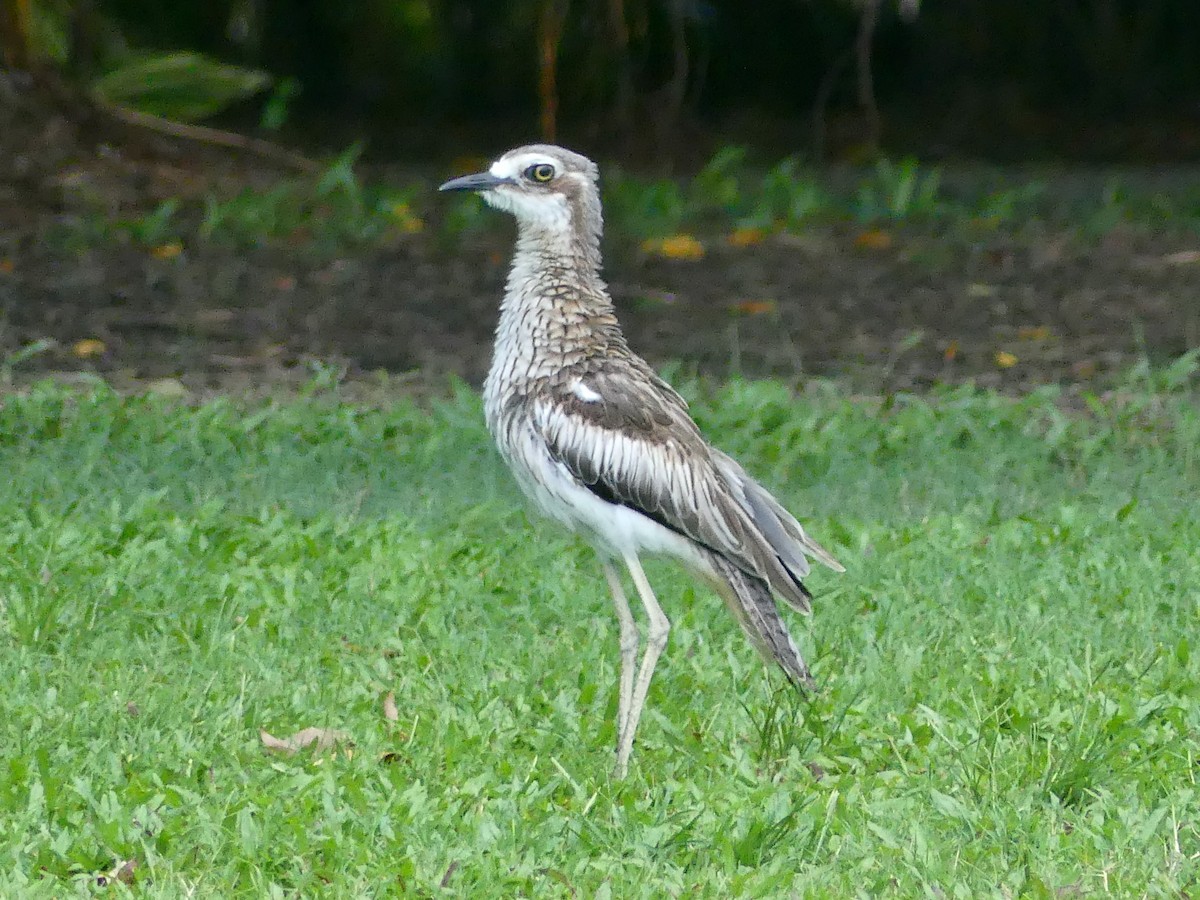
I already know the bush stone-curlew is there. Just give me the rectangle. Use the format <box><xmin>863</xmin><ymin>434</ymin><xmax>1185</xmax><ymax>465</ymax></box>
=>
<box><xmin>440</xmin><ymin>145</ymin><xmax>845</xmax><ymax>777</ymax></box>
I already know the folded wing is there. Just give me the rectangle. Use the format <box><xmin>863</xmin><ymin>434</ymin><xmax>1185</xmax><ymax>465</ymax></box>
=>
<box><xmin>534</xmin><ymin>367</ymin><xmax>842</xmax><ymax>614</ymax></box>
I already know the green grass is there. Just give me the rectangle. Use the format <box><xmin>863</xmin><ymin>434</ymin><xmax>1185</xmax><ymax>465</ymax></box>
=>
<box><xmin>1</xmin><ymin>368</ymin><xmax>1198</xmax><ymax>896</ymax></box>
<box><xmin>51</xmin><ymin>145</ymin><xmax>1200</xmax><ymax>255</ymax></box>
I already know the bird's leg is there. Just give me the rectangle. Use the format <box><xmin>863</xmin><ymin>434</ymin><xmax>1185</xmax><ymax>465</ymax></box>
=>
<box><xmin>601</xmin><ymin>559</ymin><xmax>639</xmax><ymax>752</ymax></box>
<box><xmin>614</xmin><ymin>552</ymin><xmax>670</xmax><ymax>778</ymax></box>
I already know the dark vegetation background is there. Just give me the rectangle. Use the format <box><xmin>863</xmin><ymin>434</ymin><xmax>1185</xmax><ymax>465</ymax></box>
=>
<box><xmin>34</xmin><ymin>0</ymin><xmax>1200</xmax><ymax>160</ymax></box>
<box><xmin>1</xmin><ymin>0</ymin><xmax>1198</xmax><ymax>392</ymax></box>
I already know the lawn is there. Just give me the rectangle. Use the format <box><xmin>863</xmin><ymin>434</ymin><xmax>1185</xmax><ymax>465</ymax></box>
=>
<box><xmin>0</xmin><ymin>365</ymin><xmax>1197</xmax><ymax>896</ymax></box>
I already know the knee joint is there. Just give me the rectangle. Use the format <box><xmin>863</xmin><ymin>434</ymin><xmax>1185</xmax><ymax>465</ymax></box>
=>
<box><xmin>647</xmin><ymin>618</ymin><xmax>670</xmax><ymax>649</ymax></box>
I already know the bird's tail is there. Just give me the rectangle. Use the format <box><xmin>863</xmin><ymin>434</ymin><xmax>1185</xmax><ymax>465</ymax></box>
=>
<box><xmin>704</xmin><ymin>551</ymin><xmax>815</xmax><ymax>691</ymax></box>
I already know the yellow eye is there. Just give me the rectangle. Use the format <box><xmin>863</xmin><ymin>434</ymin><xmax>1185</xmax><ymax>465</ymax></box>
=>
<box><xmin>525</xmin><ymin>163</ymin><xmax>555</xmax><ymax>183</ymax></box>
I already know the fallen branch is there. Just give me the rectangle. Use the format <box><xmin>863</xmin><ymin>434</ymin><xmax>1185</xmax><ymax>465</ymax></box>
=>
<box><xmin>96</xmin><ymin>97</ymin><xmax>320</xmax><ymax>173</ymax></box>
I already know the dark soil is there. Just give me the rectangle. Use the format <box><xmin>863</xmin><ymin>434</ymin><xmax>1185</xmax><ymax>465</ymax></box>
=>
<box><xmin>2</xmin><ymin>76</ymin><xmax>1198</xmax><ymax>396</ymax></box>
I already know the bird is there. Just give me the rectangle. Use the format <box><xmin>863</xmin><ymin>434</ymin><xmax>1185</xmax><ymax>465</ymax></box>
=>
<box><xmin>440</xmin><ymin>144</ymin><xmax>844</xmax><ymax>777</ymax></box>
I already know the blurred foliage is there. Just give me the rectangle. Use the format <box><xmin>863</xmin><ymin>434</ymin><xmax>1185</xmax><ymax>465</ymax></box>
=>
<box><xmin>4</xmin><ymin>0</ymin><xmax>276</xmax><ymax>123</ymax></box>
<box><xmin>5</xmin><ymin>0</ymin><xmax>1199</xmax><ymax>145</ymax></box>
<box><xmin>64</xmin><ymin>142</ymin><xmax>1200</xmax><ymax>260</ymax></box>
<box><xmin>91</xmin><ymin>51</ymin><xmax>270</xmax><ymax>120</ymax></box>
<box><xmin>854</xmin><ymin>157</ymin><xmax>941</xmax><ymax>221</ymax></box>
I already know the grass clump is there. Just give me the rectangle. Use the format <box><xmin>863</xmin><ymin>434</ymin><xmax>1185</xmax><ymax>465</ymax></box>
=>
<box><xmin>75</xmin><ymin>144</ymin><xmax>1200</xmax><ymax>254</ymax></box>
<box><xmin>0</xmin><ymin>368</ymin><xmax>1198</xmax><ymax>895</ymax></box>
<box><xmin>605</xmin><ymin>148</ymin><xmax>1200</xmax><ymax>242</ymax></box>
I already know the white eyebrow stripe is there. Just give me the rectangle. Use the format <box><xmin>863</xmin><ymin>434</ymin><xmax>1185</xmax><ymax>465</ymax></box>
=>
<box><xmin>572</xmin><ymin>380</ymin><xmax>602</xmax><ymax>403</ymax></box>
<box><xmin>491</xmin><ymin>153</ymin><xmax>556</xmax><ymax>180</ymax></box>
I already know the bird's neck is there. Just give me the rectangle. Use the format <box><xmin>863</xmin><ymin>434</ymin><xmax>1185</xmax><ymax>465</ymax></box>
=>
<box><xmin>487</xmin><ymin>223</ymin><xmax>623</xmax><ymax>392</ymax></box>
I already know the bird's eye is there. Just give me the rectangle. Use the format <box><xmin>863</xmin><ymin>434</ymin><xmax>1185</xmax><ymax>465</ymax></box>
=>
<box><xmin>525</xmin><ymin>163</ymin><xmax>556</xmax><ymax>183</ymax></box>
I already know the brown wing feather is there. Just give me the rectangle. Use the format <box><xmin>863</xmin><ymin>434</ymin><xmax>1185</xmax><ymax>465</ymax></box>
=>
<box><xmin>535</xmin><ymin>366</ymin><xmax>841</xmax><ymax>612</ymax></box>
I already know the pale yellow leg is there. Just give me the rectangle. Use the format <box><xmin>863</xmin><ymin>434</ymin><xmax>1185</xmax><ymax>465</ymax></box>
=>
<box><xmin>614</xmin><ymin>552</ymin><xmax>670</xmax><ymax>778</ymax></box>
<box><xmin>601</xmin><ymin>559</ymin><xmax>639</xmax><ymax>754</ymax></box>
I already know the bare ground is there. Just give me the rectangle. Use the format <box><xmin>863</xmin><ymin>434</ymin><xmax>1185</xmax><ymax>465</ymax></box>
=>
<box><xmin>2</xmin><ymin>78</ymin><xmax>1198</xmax><ymax>395</ymax></box>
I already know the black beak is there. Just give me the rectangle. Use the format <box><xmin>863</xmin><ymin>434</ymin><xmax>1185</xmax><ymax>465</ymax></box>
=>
<box><xmin>438</xmin><ymin>171</ymin><xmax>512</xmax><ymax>193</ymax></box>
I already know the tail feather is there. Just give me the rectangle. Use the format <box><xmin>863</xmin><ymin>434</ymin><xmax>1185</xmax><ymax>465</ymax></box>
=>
<box><xmin>749</xmin><ymin>482</ymin><xmax>845</xmax><ymax>574</ymax></box>
<box><xmin>775</xmin><ymin>570</ymin><xmax>815</xmax><ymax>616</ymax></box>
<box><xmin>706</xmin><ymin>551</ymin><xmax>815</xmax><ymax>691</ymax></box>
<box><xmin>709</xmin><ymin>450</ymin><xmax>846</xmax><ymax>604</ymax></box>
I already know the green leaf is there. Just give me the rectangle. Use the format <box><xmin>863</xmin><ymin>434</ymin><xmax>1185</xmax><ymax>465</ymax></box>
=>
<box><xmin>92</xmin><ymin>51</ymin><xmax>272</xmax><ymax>122</ymax></box>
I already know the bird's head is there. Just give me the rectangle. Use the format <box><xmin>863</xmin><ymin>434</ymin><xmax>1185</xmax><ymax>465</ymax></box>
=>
<box><xmin>439</xmin><ymin>144</ymin><xmax>601</xmax><ymax>239</ymax></box>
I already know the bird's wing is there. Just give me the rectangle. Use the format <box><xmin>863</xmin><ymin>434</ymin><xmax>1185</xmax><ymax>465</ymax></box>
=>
<box><xmin>533</xmin><ymin>368</ymin><xmax>841</xmax><ymax>611</ymax></box>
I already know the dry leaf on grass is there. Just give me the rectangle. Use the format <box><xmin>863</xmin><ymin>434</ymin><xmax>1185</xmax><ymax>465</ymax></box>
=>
<box><xmin>146</xmin><ymin>378</ymin><xmax>188</xmax><ymax>398</ymax></box>
<box><xmin>730</xmin><ymin>299</ymin><xmax>777</xmax><ymax>316</ymax></box>
<box><xmin>150</xmin><ymin>242</ymin><xmax>183</xmax><ymax>260</ymax></box>
<box><xmin>113</xmin><ymin>859</ymin><xmax>137</xmax><ymax>884</ymax></box>
<box><xmin>854</xmin><ymin>229</ymin><xmax>892</xmax><ymax>250</ymax></box>
<box><xmin>0</xmin><ymin>258</ymin><xmax>13</xmax><ymax>274</ymax></box>
<box><xmin>72</xmin><ymin>338</ymin><xmax>107</xmax><ymax>358</ymax></box>
<box><xmin>259</xmin><ymin>726</ymin><xmax>350</xmax><ymax>755</ymax></box>
<box><xmin>994</xmin><ymin>350</ymin><xmax>1018</xmax><ymax>368</ymax></box>
<box><xmin>727</xmin><ymin>227</ymin><xmax>766</xmax><ymax>248</ymax></box>
<box><xmin>96</xmin><ymin>858</ymin><xmax>137</xmax><ymax>887</ymax></box>
<box><xmin>1162</xmin><ymin>249</ymin><xmax>1200</xmax><ymax>265</ymax></box>
<box><xmin>640</xmin><ymin>234</ymin><xmax>705</xmax><ymax>261</ymax></box>
<box><xmin>383</xmin><ymin>691</ymin><xmax>399</xmax><ymax>722</ymax></box>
